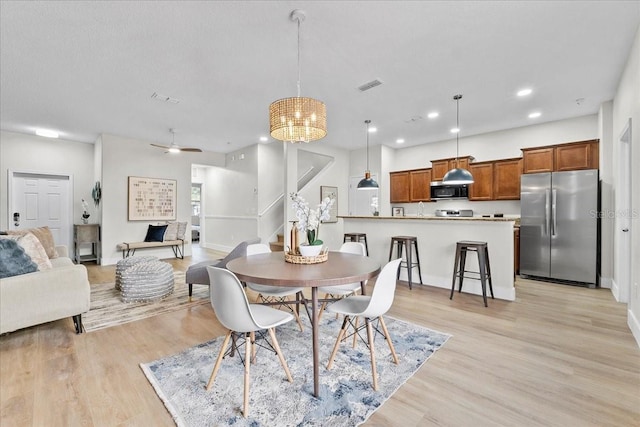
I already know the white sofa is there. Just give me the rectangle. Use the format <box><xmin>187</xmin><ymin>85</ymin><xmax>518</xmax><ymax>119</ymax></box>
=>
<box><xmin>0</xmin><ymin>245</ymin><xmax>91</xmax><ymax>334</ymax></box>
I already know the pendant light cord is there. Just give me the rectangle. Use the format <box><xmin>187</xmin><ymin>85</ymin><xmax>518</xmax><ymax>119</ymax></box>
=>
<box><xmin>453</xmin><ymin>94</ymin><xmax>462</xmax><ymax>165</ymax></box>
<box><xmin>296</xmin><ymin>17</ymin><xmax>301</xmax><ymax>98</ymax></box>
<box><xmin>365</xmin><ymin>120</ymin><xmax>371</xmax><ymax>171</ymax></box>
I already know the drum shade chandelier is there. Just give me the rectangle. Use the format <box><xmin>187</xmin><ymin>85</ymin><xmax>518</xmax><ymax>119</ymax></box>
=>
<box><xmin>269</xmin><ymin>10</ymin><xmax>327</xmax><ymax>143</ymax></box>
<box><xmin>443</xmin><ymin>94</ymin><xmax>474</xmax><ymax>184</ymax></box>
<box><xmin>357</xmin><ymin>120</ymin><xmax>379</xmax><ymax>189</ymax></box>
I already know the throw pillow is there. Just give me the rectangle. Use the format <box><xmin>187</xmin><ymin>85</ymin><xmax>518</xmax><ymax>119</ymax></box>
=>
<box><xmin>144</xmin><ymin>224</ymin><xmax>168</xmax><ymax>242</ymax></box>
<box><xmin>4</xmin><ymin>232</ymin><xmax>53</xmax><ymax>271</ymax></box>
<box><xmin>163</xmin><ymin>222</ymin><xmax>178</xmax><ymax>241</ymax></box>
<box><xmin>176</xmin><ymin>221</ymin><xmax>187</xmax><ymax>240</ymax></box>
<box><xmin>0</xmin><ymin>238</ymin><xmax>38</xmax><ymax>278</ymax></box>
<box><xmin>7</xmin><ymin>226</ymin><xmax>58</xmax><ymax>258</ymax></box>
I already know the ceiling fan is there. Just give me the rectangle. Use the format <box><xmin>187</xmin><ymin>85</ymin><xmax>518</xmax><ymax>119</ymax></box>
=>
<box><xmin>150</xmin><ymin>129</ymin><xmax>202</xmax><ymax>153</ymax></box>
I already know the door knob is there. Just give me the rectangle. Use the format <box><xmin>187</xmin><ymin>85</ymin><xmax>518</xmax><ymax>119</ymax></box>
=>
<box><xmin>622</xmin><ymin>228</ymin><xmax>629</xmax><ymax>232</ymax></box>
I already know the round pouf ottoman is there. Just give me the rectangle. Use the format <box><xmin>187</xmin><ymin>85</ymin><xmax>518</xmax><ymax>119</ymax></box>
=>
<box><xmin>119</xmin><ymin>260</ymin><xmax>175</xmax><ymax>303</ymax></box>
<box><xmin>115</xmin><ymin>256</ymin><xmax>159</xmax><ymax>291</ymax></box>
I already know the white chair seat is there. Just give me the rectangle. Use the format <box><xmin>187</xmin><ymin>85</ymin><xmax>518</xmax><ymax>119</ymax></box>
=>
<box><xmin>326</xmin><ymin>295</ymin><xmax>371</xmax><ymax>316</ymax></box>
<box><xmin>318</xmin><ymin>282</ymin><xmax>361</xmax><ymax>295</ymax></box>
<box><xmin>249</xmin><ymin>304</ymin><xmax>294</xmax><ymax>329</ymax></box>
<box><xmin>247</xmin><ymin>283</ymin><xmax>304</xmax><ymax>298</ymax></box>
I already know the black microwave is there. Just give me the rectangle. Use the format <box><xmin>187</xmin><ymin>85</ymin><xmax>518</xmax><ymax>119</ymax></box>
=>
<box><xmin>430</xmin><ymin>182</ymin><xmax>469</xmax><ymax>200</ymax></box>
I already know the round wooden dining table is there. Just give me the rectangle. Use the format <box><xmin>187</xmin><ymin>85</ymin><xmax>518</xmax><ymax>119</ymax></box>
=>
<box><xmin>227</xmin><ymin>251</ymin><xmax>381</xmax><ymax>398</ymax></box>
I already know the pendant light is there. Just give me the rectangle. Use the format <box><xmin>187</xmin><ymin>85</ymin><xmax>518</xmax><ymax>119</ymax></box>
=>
<box><xmin>443</xmin><ymin>94</ymin><xmax>474</xmax><ymax>184</ymax></box>
<box><xmin>357</xmin><ymin>120</ymin><xmax>379</xmax><ymax>190</ymax></box>
<box><xmin>269</xmin><ymin>10</ymin><xmax>327</xmax><ymax>143</ymax></box>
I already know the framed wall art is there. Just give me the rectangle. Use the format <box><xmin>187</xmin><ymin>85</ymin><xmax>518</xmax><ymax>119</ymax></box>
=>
<box><xmin>392</xmin><ymin>207</ymin><xmax>405</xmax><ymax>217</ymax></box>
<box><xmin>128</xmin><ymin>176</ymin><xmax>177</xmax><ymax>221</ymax></box>
<box><xmin>320</xmin><ymin>185</ymin><xmax>338</xmax><ymax>223</ymax></box>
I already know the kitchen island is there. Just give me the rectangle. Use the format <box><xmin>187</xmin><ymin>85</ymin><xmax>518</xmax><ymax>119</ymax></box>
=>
<box><xmin>340</xmin><ymin>215</ymin><xmax>517</xmax><ymax>301</ymax></box>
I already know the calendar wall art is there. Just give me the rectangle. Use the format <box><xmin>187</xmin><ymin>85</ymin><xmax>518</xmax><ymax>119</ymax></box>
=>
<box><xmin>128</xmin><ymin>176</ymin><xmax>177</xmax><ymax>221</ymax></box>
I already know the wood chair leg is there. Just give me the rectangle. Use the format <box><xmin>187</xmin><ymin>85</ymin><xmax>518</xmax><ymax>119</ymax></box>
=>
<box><xmin>250</xmin><ymin>331</ymin><xmax>256</xmax><ymax>364</ymax></box>
<box><xmin>327</xmin><ymin>316</ymin><xmax>349</xmax><ymax>370</ymax></box>
<box><xmin>206</xmin><ymin>330</ymin><xmax>232</xmax><ymax>390</ymax></box>
<box><xmin>288</xmin><ymin>297</ymin><xmax>304</xmax><ymax>332</ymax></box>
<box><xmin>378</xmin><ymin>316</ymin><xmax>399</xmax><ymax>364</ymax></box>
<box><xmin>243</xmin><ymin>332</ymin><xmax>251</xmax><ymax>418</ymax></box>
<box><xmin>318</xmin><ymin>293</ymin><xmax>330</xmax><ymax>321</ymax></box>
<box><xmin>352</xmin><ymin>317</ymin><xmax>359</xmax><ymax>348</ymax></box>
<box><xmin>365</xmin><ymin>318</ymin><xmax>378</xmax><ymax>391</ymax></box>
<box><xmin>268</xmin><ymin>328</ymin><xmax>293</xmax><ymax>383</ymax></box>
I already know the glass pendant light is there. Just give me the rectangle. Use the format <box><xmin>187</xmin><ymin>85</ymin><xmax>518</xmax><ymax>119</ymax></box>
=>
<box><xmin>443</xmin><ymin>94</ymin><xmax>474</xmax><ymax>184</ymax></box>
<box><xmin>357</xmin><ymin>120</ymin><xmax>379</xmax><ymax>189</ymax></box>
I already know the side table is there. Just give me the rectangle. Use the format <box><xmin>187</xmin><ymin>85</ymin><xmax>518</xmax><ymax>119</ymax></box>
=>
<box><xmin>74</xmin><ymin>224</ymin><xmax>100</xmax><ymax>264</ymax></box>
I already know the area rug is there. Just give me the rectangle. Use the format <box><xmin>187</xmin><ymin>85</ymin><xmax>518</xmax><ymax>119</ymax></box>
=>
<box><xmin>140</xmin><ymin>316</ymin><xmax>450</xmax><ymax>426</ymax></box>
<box><xmin>83</xmin><ymin>272</ymin><xmax>210</xmax><ymax>332</ymax></box>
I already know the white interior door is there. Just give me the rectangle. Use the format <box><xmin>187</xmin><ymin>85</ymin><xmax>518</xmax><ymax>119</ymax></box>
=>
<box><xmin>614</xmin><ymin>119</ymin><xmax>632</xmax><ymax>302</ymax></box>
<box><xmin>349</xmin><ymin>175</ymin><xmax>379</xmax><ymax>216</ymax></box>
<box><xmin>9</xmin><ymin>172</ymin><xmax>72</xmax><ymax>249</ymax></box>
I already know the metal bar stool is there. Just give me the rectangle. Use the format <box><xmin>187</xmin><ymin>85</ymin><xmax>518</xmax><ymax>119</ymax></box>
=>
<box><xmin>450</xmin><ymin>241</ymin><xmax>494</xmax><ymax>307</ymax></box>
<box><xmin>388</xmin><ymin>236</ymin><xmax>422</xmax><ymax>290</ymax></box>
<box><xmin>343</xmin><ymin>233</ymin><xmax>369</xmax><ymax>256</ymax></box>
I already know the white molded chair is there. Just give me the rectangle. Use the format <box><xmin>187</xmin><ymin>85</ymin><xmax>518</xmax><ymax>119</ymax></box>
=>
<box><xmin>318</xmin><ymin>241</ymin><xmax>367</xmax><ymax>320</ymax></box>
<box><xmin>326</xmin><ymin>258</ymin><xmax>402</xmax><ymax>391</ymax></box>
<box><xmin>205</xmin><ymin>266</ymin><xmax>294</xmax><ymax>418</ymax></box>
<box><xmin>245</xmin><ymin>243</ymin><xmax>305</xmax><ymax>331</ymax></box>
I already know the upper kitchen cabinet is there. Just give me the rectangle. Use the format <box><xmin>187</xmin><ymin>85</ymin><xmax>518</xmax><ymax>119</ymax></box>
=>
<box><xmin>522</xmin><ymin>140</ymin><xmax>599</xmax><ymax>174</ymax></box>
<box><xmin>431</xmin><ymin>156</ymin><xmax>474</xmax><ymax>181</ymax></box>
<box><xmin>555</xmin><ymin>140</ymin><xmax>599</xmax><ymax>171</ymax></box>
<box><xmin>493</xmin><ymin>158</ymin><xmax>523</xmax><ymax>200</ymax></box>
<box><xmin>409</xmin><ymin>169</ymin><xmax>432</xmax><ymax>202</ymax></box>
<box><xmin>468</xmin><ymin>161</ymin><xmax>494</xmax><ymax>201</ymax></box>
<box><xmin>390</xmin><ymin>171</ymin><xmax>410</xmax><ymax>203</ymax></box>
<box><xmin>390</xmin><ymin>169</ymin><xmax>432</xmax><ymax>203</ymax></box>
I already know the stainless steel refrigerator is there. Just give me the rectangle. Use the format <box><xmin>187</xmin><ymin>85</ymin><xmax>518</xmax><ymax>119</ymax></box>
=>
<box><xmin>520</xmin><ymin>169</ymin><xmax>598</xmax><ymax>286</ymax></box>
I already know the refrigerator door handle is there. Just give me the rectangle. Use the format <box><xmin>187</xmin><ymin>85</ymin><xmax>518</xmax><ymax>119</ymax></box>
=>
<box><xmin>544</xmin><ymin>189</ymin><xmax>550</xmax><ymax>235</ymax></box>
<box><xmin>551</xmin><ymin>189</ymin><xmax>557</xmax><ymax>236</ymax></box>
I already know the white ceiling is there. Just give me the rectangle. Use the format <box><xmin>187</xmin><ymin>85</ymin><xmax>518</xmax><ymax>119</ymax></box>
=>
<box><xmin>1</xmin><ymin>1</ymin><xmax>638</xmax><ymax>153</ymax></box>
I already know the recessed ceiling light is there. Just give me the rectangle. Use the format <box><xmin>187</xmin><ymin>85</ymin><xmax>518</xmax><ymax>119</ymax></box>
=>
<box><xmin>35</xmin><ymin>129</ymin><xmax>59</xmax><ymax>138</ymax></box>
<box><xmin>450</xmin><ymin>127</ymin><xmax>460</xmax><ymax>134</ymax></box>
<box><xmin>427</xmin><ymin>112</ymin><xmax>439</xmax><ymax>119</ymax></box>
<box><xmin>368</xmin><ymin>127</ymin><xmax>377</xmax><ymax>133</ymax></box>
<box><xmin>396</xmin><ymin>139</ymin><xmax>405</xmax><ymax>144</ymax></box>
<box><xmin>517</xmin><ymin>88</ymin><xmax>533</xmax><ymax>97</ymax></box>
<box><xmin>528</xmin><ymin>112</ymin><xmax>541</xmax><ymax>118</ymax></box>
<box><xmin>259</xmin><ymin>136</ymin><xmax>268</xmax><ymax>142</ymax></box>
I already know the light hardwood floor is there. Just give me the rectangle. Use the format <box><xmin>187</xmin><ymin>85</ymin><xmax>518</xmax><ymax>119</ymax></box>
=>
<box><xmin>1</xmin><ymin>246</ymin><xmax>638</xmax><ymax>426</ymax></box>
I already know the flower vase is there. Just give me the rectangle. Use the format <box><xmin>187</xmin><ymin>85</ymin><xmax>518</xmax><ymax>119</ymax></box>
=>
<box><xmin>299</xmin><ymin>244</ymin><xmax>323</xmax><ymax>257</ymax></box>
<box><xmin>82</xmin><ymin>214</ymin><xmax>90</xmax><ymax>224</ymax></box>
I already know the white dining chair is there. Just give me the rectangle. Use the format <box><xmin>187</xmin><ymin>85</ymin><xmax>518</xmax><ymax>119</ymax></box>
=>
<box><xmin>244</xmin><ymin>243</ymin><xmax>305</xmax><ymax>331</ymax></box>
<box><xmin>325</xmin><ymin>258</ymin><xmax>402</xmax><ymax>391</ymax></box>
<box><xmin>205</xmin><ymin>266</ymin><xmax>294</xmax><ymax>418</ymax></box>
<box><xmin>317</xmin><ymin>241</ymin><xmax>367</xmax><ymax>321</ymax></box>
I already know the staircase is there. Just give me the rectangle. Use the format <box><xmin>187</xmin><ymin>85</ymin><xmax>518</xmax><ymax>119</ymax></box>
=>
<box><xmin>270</xmin><ymin>234</ymin><xmax>285</xmax><ymax>252</ymax></box>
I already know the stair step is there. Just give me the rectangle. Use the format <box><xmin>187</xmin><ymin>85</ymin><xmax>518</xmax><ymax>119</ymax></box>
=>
<box><xmin>270</xmin><ymin>240</ymin><xmax>285</xmax><ymax>252</ymax></box>
<box><xmin>277</xmin><ymin>234</ymin><xmax>284</xmax><ymax>242</ymax></box>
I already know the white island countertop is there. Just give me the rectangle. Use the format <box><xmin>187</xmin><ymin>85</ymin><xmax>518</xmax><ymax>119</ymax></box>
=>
<box><xmin>340</xmin><ymin>215</ymin><xmax>518</xmax><ymax>222</ymax></box>
<box><xmin>340</xmin><ymin>215</ymin><xmax>516</xmax><ymax>301</ymax></box>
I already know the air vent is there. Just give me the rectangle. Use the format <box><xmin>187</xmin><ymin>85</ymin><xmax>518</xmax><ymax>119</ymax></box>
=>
<box><xmin>151</xmin><ymin>92</ymin><xmax>181</xmax><ymax>104</ymax></box>
<box><xmin>358</xmin><ymin>79</ymin><xmax>383</xmax><ymax>92</ymax></box>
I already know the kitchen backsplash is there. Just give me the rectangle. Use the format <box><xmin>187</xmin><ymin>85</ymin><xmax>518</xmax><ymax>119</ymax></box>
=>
<box><xmin>394</xmin><ymin>199</ymin><xmax>521</xmax><ymax>217</ymax></box>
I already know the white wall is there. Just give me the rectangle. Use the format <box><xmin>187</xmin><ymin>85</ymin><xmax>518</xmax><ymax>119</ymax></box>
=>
<box><xmin>0</xmin><ymin>131</ymin><xmax>94</xmax><ymax>234</ymax></box>
<box><xmin>612</xmin><ymin>25</ymin><xmax>640</xmax><ymax>346</ymax></box>
<box><xmin>100</xmin><ymin>133</ymin><xmax>225</xmax><ymax>264</ymax></box>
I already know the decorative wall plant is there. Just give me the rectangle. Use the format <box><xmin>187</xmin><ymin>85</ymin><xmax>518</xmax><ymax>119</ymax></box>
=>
<box><xmin>92</xmin><ymin>181</ymin><xmax>101</xmax><ymax>207</ymax></box>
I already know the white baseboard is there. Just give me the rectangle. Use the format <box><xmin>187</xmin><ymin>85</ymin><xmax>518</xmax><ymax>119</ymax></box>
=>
<box><xmin>611</xmin><ymin>279</ymin><xmax>621</xmax><ymax>302</ymax></box>
<box><xmin>408</xmin><ymin>273</ymin><xmax>516</xmax><ymax>301</ymax></box>
<box><xmin>628</xmin><ymin>308</ymin><xmax>640</xmax><ymax>349</ymax></box>
<box><xmin>599</xmin><ymin>275</ymin><xmax>612</xmax><ymax>289</ymax></box>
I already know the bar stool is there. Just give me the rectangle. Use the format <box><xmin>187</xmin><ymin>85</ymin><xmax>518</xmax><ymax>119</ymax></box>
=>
<box><xmin>388</xmin><ymin>236</ymin><xmax>422</xmax><ymax>290</ymax></box>
<box><xmin>343</xmin><ymin>233</ymin><xmax>369</xmax><ymax>256</ymax></box>
<box><xmin>450</xmin><ymin>241</ymin><xmax>494</xmax><ymax>307</ymax></box>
